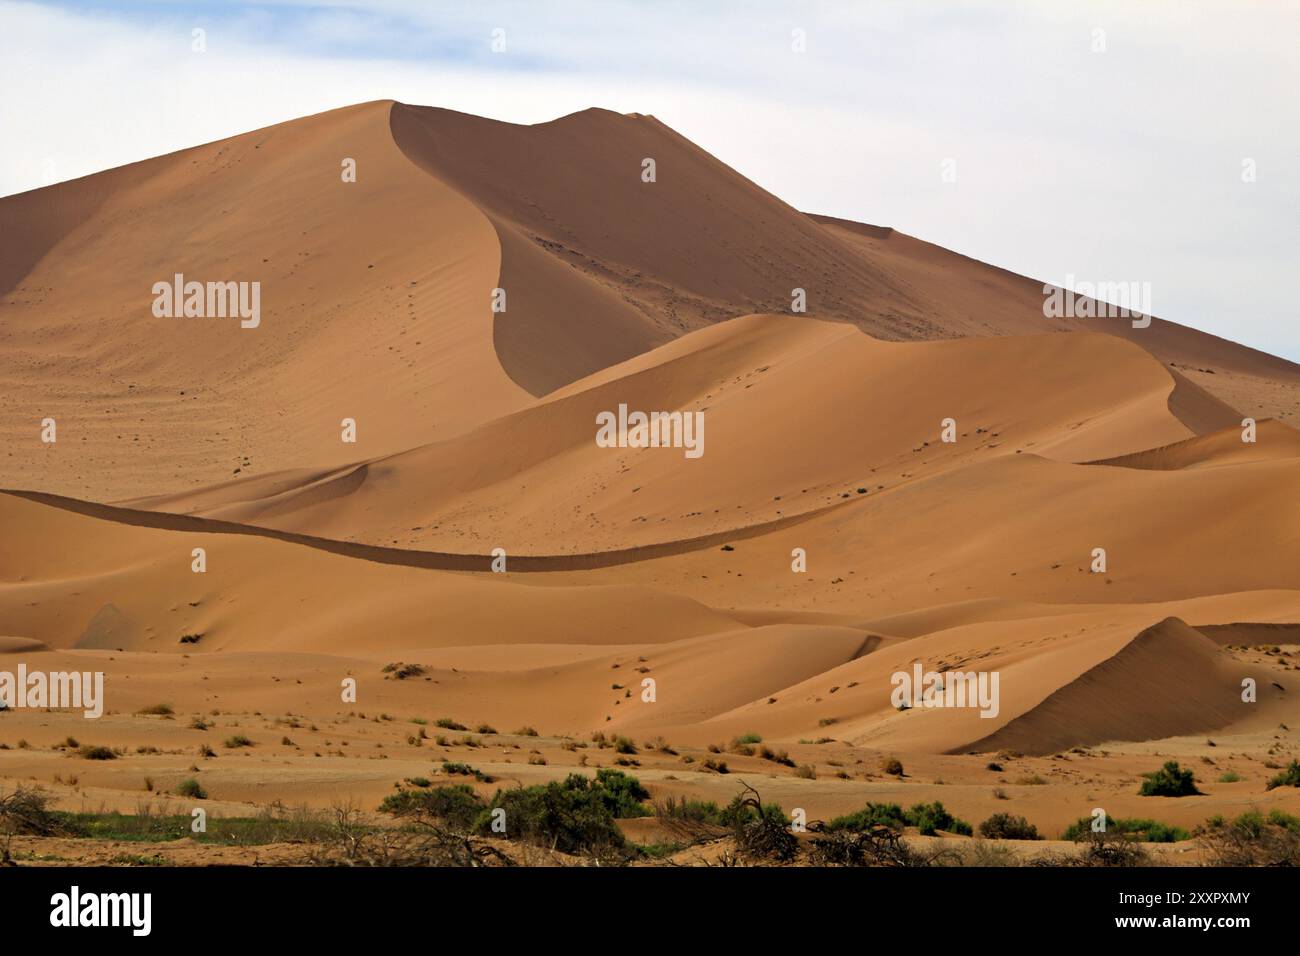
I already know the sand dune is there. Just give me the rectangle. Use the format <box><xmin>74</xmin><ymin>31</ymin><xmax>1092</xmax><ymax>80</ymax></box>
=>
<box><xmin>118</xmin><ymin>315</ymin><xmax>1210</xmax><ymax>553</ymax></box>
<box><xmin>965</xmin><ymin>618</ymin><xmax>1261</xmax><ymax>756</ymax></box>
<box><xmin>0</xmin><ymin>100</ymin><xmax>528</xmax><ymax>503</ymax></box>
<box><xmin>1094</xmin><ymin>417</ymin><xmax>1300</xmax><ymax>470</ymax></box>
<box><xmin>3</xmin><ymin>100</ymin><xmax>1299</xmax><ymax>855</ymax></box>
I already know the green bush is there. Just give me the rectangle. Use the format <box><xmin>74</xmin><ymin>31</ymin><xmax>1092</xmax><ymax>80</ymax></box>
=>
<box><xmin>476</xmin><ymin>770</ymin><xmax>649</xmax><ymax>854</ymax></box>
<box><xmin>827</xmin><ymin>800</ymin><xmax>971</xmax><ymax>836</ymax></box>
<box><xmin>904</xmin><ymin>801</ymin><xmax>971</xmax><ymax>836</ymax></box>
<box><xmin>1138</xmin><ymin>760</ymin><xmax>1201</xmax><ymax>797</ymax></box>
<box><xmin>1061</xmin><ymin>814</ymin><xmax>1189</xmax><ymax>843</ymax></box>
<box><xmin>440</xmin><ymin>761</ymin><xmax>492</xmax><ymax>783</ymax></box>
<box><xmin>380</xmin><ymin>784</ymin><xmax>484</xmax><ymax>829</ymax></box>
<box><xmin>978</xmin><ymin>813</ymin><xmax>1041</xmax><ymax>840</ymax></box>
<box><xmin>825</xmin><ymin>802</ymin><xmax>907</xmax><ymax>832</ymax></box>
<box><xmin>1266</xmin><ymin>760</ymin><xmax>1300</xmax><ymax>790</ymax></box>
<box><xmin>655</xmin><ymin>796</ymin><xmax>725</xmax><ymax>825</ymax></box>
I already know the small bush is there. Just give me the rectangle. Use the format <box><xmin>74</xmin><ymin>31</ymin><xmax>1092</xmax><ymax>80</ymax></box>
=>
<box><xmin>1061</xmin><ymin>814</ymin><xmax>1189</xmax><ymax>843</ymax></box>
<box><xmin>904</xmin><ymin>801</ymin><xmax>971</xmax><ymax>836</ymax></box>
<box><xmin>174</xmin><ymin>778</ymin><xmax>207</xmax><ymax>799</ymax></box>
<box><xmin>978</xmin><ymin>813</ymin><xmax>1041</xmax><ymax>840</ymax></box>
<box><xmin>136</xmin><ymin>703</ymin><xmax>174</xmax><ymax>716</ymax></box>
<box><xmin>1266</xmin><ymin>759</ymin><xmax>1300</xmax><ymax>790</ymax></box>
<box><xmin>441</xmin><ymin>761</ymin><xmax>493</xmax><ymax>783</ymax></box>
<box><xmin>1138</xmin><ymin>760</ymin><xmax>1201</xmax><ymax>797</ymax></box>
<box><xmin>435</xmin><ymin>718</ymin><xmax>467</xmax><ymax>731</ymax></box>
<box><xmin>223</xmin><ymin>735</ymin><xmax>254</xmax><ymax>749</ymax></box>
<box><xmin>76</xmin><ymin>746</ymin><xmax>116</xmax><ymax>760</ymax></box>
<box><xmin>881</xmin><ymin>756</ymin><xmax>904</xmax><ymax>776</ymax></box>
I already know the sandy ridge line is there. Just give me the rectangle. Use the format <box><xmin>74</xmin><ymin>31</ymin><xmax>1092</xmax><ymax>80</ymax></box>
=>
<box><xmin>0</xmin><ymin>487</ymin><xmax>853</xmax><ymax>572</ymax></box>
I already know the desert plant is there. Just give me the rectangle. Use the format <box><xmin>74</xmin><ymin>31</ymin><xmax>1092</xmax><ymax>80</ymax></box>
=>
<box><xmin>174</xmin><ymin>778</ymin><xmax>208</xmax><ymax>799</ymax></box>
<box><xmin>1266</xmin><ymin>759</ymin><xmax>1300</xmax><ymax>790</ymax></box>
<box><xmin>978</xmin><ymin>813</ymin><xmax>1041</xmax><ymax>840</ymax></box>
<box><xmin>1138</xmin><ymin>760</ymin><xmax>1201</xmax><ymax>797</ymax></box>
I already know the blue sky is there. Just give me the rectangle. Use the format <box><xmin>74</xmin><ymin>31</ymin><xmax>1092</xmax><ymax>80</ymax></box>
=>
<box><xmin>3</xmin><ymin>0</ymin><xmax>1298</xmax><ymax>361</ymax></box>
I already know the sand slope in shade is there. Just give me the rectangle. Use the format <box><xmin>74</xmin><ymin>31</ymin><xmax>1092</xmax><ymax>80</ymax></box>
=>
<box><xmin>1093</xmin><ymin>417</ymin><xmax>1300</xmax><ymax>471</ymax></box>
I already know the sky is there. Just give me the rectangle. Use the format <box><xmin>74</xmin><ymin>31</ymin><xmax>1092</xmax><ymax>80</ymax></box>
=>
<box><xmin>2</xmin><ymin>0</ymin><xmax>1297</xmax><ymax>360</ymax></box>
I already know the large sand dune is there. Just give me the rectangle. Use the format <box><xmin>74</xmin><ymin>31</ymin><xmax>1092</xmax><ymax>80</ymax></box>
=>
<box><xmin>2</xmin><ymin>100</ymin><xmax>1299</xmax><ymax>848</ymax></box>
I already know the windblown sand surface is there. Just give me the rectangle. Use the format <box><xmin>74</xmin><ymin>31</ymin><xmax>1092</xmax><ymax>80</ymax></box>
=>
<box><xmin>2</xmin><ymin>101</ymin><xmax>1298</xmax><ymax>862</ymax></box>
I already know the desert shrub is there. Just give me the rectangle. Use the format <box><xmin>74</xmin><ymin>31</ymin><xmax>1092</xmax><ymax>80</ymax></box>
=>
<box><xmin>0</xmin><ymin>786</ymin><xmax>64</xmax><ymax>836</ymax></box>
<box><xmin>810</xmin><ymin>826</ymin><xmax>928</xmax><ymax>867</ymax></box>
<box><xmin>729</xmin><ymin>785</ymin><xmax>797</xmax><ymax>862</ymax></box>
<box><xmin>1199</xmin><ymin>810</ymin><xmax>1300</xmax><ymax>866</ymax></box>
<box><xmin>881</xmin><ymin>756</ymin><xmax>904</xmax><ymax>776</ymax></box>
<box><xmin>1266</xmin><ymin>759</ymin><xmax>1300</xmax><ymax>790</ymax></box>
<box><xmin>477</xmin><ymin>771</ymin><xmax>647</xmax><ymax>854</ymax></box>
<box><xmin>826</xmin><ymin>801</ymin><xmax>969</xmax><ymax>836</ymax></box>
<box><xmin>612</xmin><ymin>736</ymin><xmax>637</xmax><ymax>755</ymax></box>
<box><xmin>978</xmin><ymin>813</ymin><xmax>1041</xmax><ymax>840</ymax></box>
<box><xmin>903</xmin><ymin>801</ymin><xmax>971</xmax><ymax>836</ymax></box>
<box><xmin>435</xmin><ymin>718</ymin><xmax>467</xmax><ymax>731</ymax></box>
<box><xmin>1138</xmin><ymin>760</ymin><xmax>1201</xmax><ymax>797</ymax></box>
<box><xmin>513</xmin><ymin>726</ymin><xmax>539</xmax><ymax>737</ymax></box>
<box><xmin>137</xmin><ymin>703</ymin><xmax>174</xmax><ymax>716</ymax></box>
<box><xmin>76</xmin><ymin>745</ymin><xmax>117</xmax><ymax>760</ymax></box>
<box><xmin>758</xmin><ymin>745</ymin><xmax>795</xmax><ymax>767</ymax></box>
<box><xmin>380</xmin><ymin>784</ymin><xmax>484</xmax><ymax>830</ymax></box>
<box><xmin>734</xmin><ymin>732</ymin><xmax>762</xmax><ymax>745</ymax></box>
<box><xmin>382</xmin><ymin>662</ymin><xmax>424</xmax><ymax>680</ymax></box>
<box><xmin>440</xmin><ymin>761</ymin><xmax>493</xmax><ymax>783</ymax></box>
<box><xmin>1040</xmin><ymin>829</ymin><xmax>1151</xmax><ymax>867</ymax></box>
<box><xmin>825</xmin><ymin>802</ymin><xmax>907</xmax><ymax>832</ymax></box>
<box><xmin>655</xmin><ymin>796</ymin><xmax>726</xmax><ymax>826</ymax></box>
<box><xmin>587</xmin><ymin>768</ymin><xmax>650</xmax><ymax>818</ymax></box>
<box><xmin>1060</xmin><ymin>814</ymin><xmax>1189</xmax><ymax>843</ymax></box>
<box><xmin>174</xmin><ymin>778</ymin><xmax>207</xmax><ymax>799</ymax></box>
